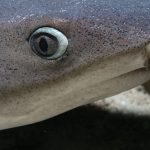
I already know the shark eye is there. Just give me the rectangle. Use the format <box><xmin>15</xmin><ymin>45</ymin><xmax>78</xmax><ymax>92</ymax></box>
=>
<box><xmin>29</xmin><ymin>27</ymin><xmax>68</xmax><ymax>60</ymax></box>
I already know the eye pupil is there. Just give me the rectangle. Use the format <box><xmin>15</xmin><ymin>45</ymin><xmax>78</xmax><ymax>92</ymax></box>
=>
<box><xmin>37</xmin><ymin>35</ymin><xmax>58</xmax><ymax>56</ymax></box>
<box><xmin>39</xmin><ymin>37</ymin><xmax>48</xmax><ymax>52</ymax></box>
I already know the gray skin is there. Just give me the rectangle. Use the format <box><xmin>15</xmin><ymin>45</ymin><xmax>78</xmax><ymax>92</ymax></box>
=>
<box><xmin>1</xmin><ymin>0</ymin><xmax>150</xmax><ymax>90</ymax></box>
<box><xmin>0</xmin><ymin>0</ymin><xmax>150</xmax><ymax>129</ymax></box>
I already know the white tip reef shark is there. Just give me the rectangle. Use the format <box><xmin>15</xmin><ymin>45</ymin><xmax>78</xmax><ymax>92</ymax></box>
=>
<box><xmin>0</xmin><ymin>0</ymin><xmax>150</xmax><ymax>129</ymax></box>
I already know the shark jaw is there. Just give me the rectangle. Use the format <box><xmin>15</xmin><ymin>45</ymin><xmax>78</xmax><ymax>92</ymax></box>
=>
<box><xmin>0</xmin><ymin>46</ymin><xmax>149</xmax><ymax>130</ymax></box>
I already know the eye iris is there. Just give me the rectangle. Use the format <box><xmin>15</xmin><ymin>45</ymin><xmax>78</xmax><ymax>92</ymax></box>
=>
<box><xmin>29</xmin><ymin>27</ymin><xmax>68</xmax><ymax>60</ymax></box>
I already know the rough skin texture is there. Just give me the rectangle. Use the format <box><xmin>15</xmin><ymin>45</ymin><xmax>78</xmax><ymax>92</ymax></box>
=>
<box><xmin>0</xmin><ymin>0</ymin><xmax>150</xmax><ymax>91</ymax></box>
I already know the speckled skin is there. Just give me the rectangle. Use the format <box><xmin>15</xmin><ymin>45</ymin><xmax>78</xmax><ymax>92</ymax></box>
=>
<box><xmin>0</xmin><ymin>0</ymin><xmax>150</xmax><ymax>91</ymax></box>
<box><xmin>1</xmin><ymin>0</ymin><xmax>150</xmax><ymax>129</ymax></box>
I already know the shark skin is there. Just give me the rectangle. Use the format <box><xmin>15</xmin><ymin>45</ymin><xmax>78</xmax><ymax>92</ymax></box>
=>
<box><xmin>0</xmin><ymin>0</ymin><xmax>150</xmax><ymax>129</ymax></box>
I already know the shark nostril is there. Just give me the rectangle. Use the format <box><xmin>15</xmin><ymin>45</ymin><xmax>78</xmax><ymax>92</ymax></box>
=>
<box><xmin>29</xmin><ymin>27</ymin><xmax>68</xmax><ymax>60</ymax></box>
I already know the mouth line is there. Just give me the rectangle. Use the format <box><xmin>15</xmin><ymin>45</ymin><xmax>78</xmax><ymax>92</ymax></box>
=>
<box><xmin>0</xmin><ymin>45</ymin><xmax>148</xmax><ymax>129</ymax></box>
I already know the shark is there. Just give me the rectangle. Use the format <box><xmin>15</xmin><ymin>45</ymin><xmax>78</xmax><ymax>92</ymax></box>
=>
<box><xmin>0</xmin><ymin>0</ymin><xmax>150</xmax><ymax>129</ymax></box>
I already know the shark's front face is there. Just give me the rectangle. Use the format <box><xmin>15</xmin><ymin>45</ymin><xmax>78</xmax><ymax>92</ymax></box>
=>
<box><xmin>0</xmin><ymin>0</ymin><xmax>150</xmax><ymax>129</ymax></box>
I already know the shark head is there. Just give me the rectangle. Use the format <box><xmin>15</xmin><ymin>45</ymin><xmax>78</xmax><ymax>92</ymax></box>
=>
<box><xmin>0</xmin><ymin>0</ymin><xmax>150</xmax><ymax>129</ymax></box>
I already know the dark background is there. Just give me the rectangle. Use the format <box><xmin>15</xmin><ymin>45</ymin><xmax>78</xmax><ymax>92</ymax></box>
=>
<box><xmin>0</xmin><ymin>105</ymin><xmax>150</xmax><ymax>150</ymax></box>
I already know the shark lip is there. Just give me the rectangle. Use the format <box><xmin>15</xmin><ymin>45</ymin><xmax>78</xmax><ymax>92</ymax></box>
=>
<box><xmin>0</xmin><ymin>68</ymin><xmax>150</xmax><ymax>130</ymax></box>
<box><xmin>0</xmin><ymin>46</ymin><xmax>149</xmax><ymax>130</ymax></box>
